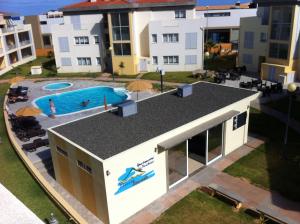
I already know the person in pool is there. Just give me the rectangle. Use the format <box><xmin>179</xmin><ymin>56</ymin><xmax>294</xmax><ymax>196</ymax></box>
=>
<box><xmin>49</xmin><ymin>99</ymin><xmax>56</xmax><ymax>118</ymax></box>
<box><xmin>81</xmin><ymin>100</ymin><xmax>90</xmax><ymax>107</ymax></box>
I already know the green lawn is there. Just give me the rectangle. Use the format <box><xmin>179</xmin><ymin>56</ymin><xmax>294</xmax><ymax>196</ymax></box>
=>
<box><xmin>153</xmin><ymin>191</ymin><xmax>255</xmax><ymax>224</ymax></box>
<box><xmin>0</xmin><ymin>84</ymin><xmax>69</xmax><ymax>222</ymax></box>
<box><xmin>141</xmin><ymin>72</ymin><xmax>213</xmax><ymax>84</ymax></box>
<box><xmin>205</xmin><ymin>55</ymin><xmax>237</xmax><ymax>71</ymax></box>
<box><xmin>266</xmin><ymin>96</ymin><xmax>300</xmax><ymax>123</ymax></box>
<box><xmin>225</xmin><ymin>108</ymin><xmax>300</xmax><ymax>201</ymax></box>
<box><xmin>0</xmin><ymin>57</ymin><xmax>102</xmax><ymax>80</ymax></box>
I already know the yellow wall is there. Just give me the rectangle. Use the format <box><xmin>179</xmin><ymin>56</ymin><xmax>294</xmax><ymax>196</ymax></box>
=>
<box><xmin>0</xmin><ymin>57</ymin><xmax>6</xmax><ymax>70</ymax></box>
<box><xmin>108</xmin><ymin>12</ymin><xmax>138</xmax><ymax>75</ymax></box>
<box><xmin>48</xmin><ymin>131</ymin><xmax>110</xmax><ymax>224</ymax></box>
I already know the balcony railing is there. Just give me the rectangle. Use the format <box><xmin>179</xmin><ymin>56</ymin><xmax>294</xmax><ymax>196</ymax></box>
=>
<box><xmin>0</xmin><ymin>26</ymin><xmax>16</xmax><ymax>34</ymax></box>
<box><xmin>19</xmin><ymin>40</ymin><xmax>31</xmax><ymax>46</ymax></box>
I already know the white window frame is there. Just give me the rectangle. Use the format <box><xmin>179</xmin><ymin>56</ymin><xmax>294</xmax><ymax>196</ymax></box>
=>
<box><xmin>175</xmin><ymin>10</ymin><xmax>186</xmax><ymax>19</ymax></box>
<box><xmin>96</xmin><ymin>57</ymin><xmax>101</xmax><ymax>65</ymax></box>
<box><xmin>77</xmin><ymin>57</ymin><xmax>92</xmax><ymax>66</ymax></box>
<box><xmin>163</xmin><ymin>56</ymin><xmax>179</xmax><ymax>65</ymax></box>
<box><xmin>94</xmin><ymin>35</ymin><xmax>100</xmax><ymax>44</ymax></box>
<box><xmin>163</xmin><ymin>33</ymin><xmax>179</xmax><ymax>43</ymax></box>
<box><xmin>77</xmin><ymin>160</ymin><xmax>92</xmax><ymax>174</ymax></box>
<box><xmin>74</xmin><ymin>36</ymin><xmax>89</xmax><ymax>45</ymax></box>
<box><xmin>152</xmin><ymin>56</ymin><xmax>158</xmax><ymax>65</ymax></box>
<box><xmin>152</xmin><ymin>34</ymin><xmax>157</xmax><ymax>43</ymax></box>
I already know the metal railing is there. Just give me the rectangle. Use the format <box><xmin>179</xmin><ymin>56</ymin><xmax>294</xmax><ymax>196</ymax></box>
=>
<box><xmin>6</xmin><ymin>44</ymin><xmax>16</xmax><ymax>51</ymax></box>
<box><xmin>19</xmin><ymin>40</ymin><xmax>31</xmax><ymax>46</ymax></box>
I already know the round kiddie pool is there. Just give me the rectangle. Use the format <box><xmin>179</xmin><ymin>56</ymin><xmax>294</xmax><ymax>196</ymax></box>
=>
<box><xmin>34</xmin><ymin>86</ymin><xmax>129</xmax><ymax>116</ymax></box>
<box><xmin>43</xmin><ymin>82</ymin><xmax>73</xmax><ymax>91</ymax></box>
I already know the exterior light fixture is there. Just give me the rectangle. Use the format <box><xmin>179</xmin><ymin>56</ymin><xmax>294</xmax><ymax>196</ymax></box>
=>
<box><xmin>106</xmin><ymin>170</ymin><xmax>110</xmax><ymax>176</ymax></box>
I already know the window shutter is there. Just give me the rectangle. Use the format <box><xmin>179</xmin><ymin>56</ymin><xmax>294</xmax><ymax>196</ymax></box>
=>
<box><xmin>58</xmin><ymin>37</ymin><xmax>70</xmax><ymax>52</ymax></box>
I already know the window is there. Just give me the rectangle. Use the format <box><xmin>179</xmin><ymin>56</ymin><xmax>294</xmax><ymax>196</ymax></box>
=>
<box><xmin>185</xmin><ymin>33</ymin><xmax>197</xmax><ymax>49</ymax></box>
<box><xmin>175</xmin><ymin>10</ymin><xmax>186</xmax><ymax>18</ymax></box>
<box><xmin>244</xmin><ymin>32</ymin><xmax>254</xmax><ymax>49</ymax></box>
<box><xmin>270</xmin><ymin>6</ymin><xmax>292</xmax><ymax>41</ymax></box>
<box><xmin>185</xmin><ymin>55</ymin><xmax>197</xmax><ymax>65</ymax></box>
<box><xmin>113</xmin><ymin>43</ymin><xmax>131</xmax><ymax>56</ymax></box>
<box><xmin>269</xmin><ymin>43</ymin><xmax>289</xmax><ymax>59</ymax></box>
<box><xmin>163</xmin><ymin>33</ymin><xmax>179</xmax><ymax>43</ymax></box>
<box><xmin>260</xmin><ymin>32</ymin><xmax>267</xmax><ymax>42</ymax></box>
<box><xmin>40</xmin><ymin>21</ymin><xmax>47</xmax><ymax>25</ymax></box>
<box><xmin>74</xmin><ymin>36</ymin><xmax>89</xmax><ymax>45</ymax></box>
<box><xmin>43</xmin><ymin>35</ymin><xmax>51</xmax><ymax>47</ymax></box>
<box><xmin>77</xmin><ymin>160</ymin><xmax>92</xmax><ymax>174</ymax></box>
<box><xmin>204</xmin><ymin>12</ymin><xmax>230</xmax><ymax>17</ymax></box>
<box><xmin>153</xmin><ymin>56</ymin><xmax>158</xmax><ymax>64</ymax></box>
<box><xmin>242</xmin><ymin>54</ymin><xmax>253</xmax><ymax>64</ymax></box>
<box><xmin>77</xmin><ymin>57</ymin><xmax>91</xmax><ymax>66</ymax></box>
<box><xmin>111</xmin><ymin>13</ymin><xmax>130</xmax><ymax>41</ymax></box>
<box><xmin>163</xmin><ymin>56</ymin><xmax>179</xmax><ymax>64</ymax></box>
<box><xmin>94</xmin><ymin>36</ymin><xmax>100</xmax><ymax>44</ymax></box>
<box><xmin>260</xmin><ymin>7</ymin><xmax>270</xmax><ymax>25</ymax></box>
<box><xmin>61</xmin><ymin>57</ymin><xmax>72</xmax><ymax>66</ymax></box>
<box><xmin>58</xmin><ymin>37</ymin><xmax>70</xmax><ymax>52</ymax></box>
<box><xmin>56</xmin><ymin>146</ymin><xmax>68</xmax><ymax>157</ymax></box>
<box><xmin>152</xmin><ymin>34</ymin><xmax>157</xmax><ymax>43</ymax></box>
<box><xmin>96</xmin><ymin>57</ymin><xmax>101</xmax><ymax>65</ymax></box>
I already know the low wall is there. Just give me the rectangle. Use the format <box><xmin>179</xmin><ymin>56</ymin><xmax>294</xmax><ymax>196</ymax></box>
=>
<box><xmin>3</xmin><ymin>93</ymin><xmax>88</xmax><ymax>224</ymax></box>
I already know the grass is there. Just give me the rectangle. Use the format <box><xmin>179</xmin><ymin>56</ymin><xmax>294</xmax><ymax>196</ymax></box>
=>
<box><xmin>141</xmin><ymin>72</ymin><xmax>213</xmax><ymax>84</ymax></box>
<box><xmin>0</xmin><ymin>84</ymin><xmax>69</xmax><ymax>223</ymax></box>
<box><xmin>0</xmin><ymin>57</ymin><xmax>102</xmax><ymax>80</ymax></box>
<box><xmin>266</xmin><ymin>96</ymin><xmax>300</xmax><ymax>123</ymax></box>
<box><xmin>153</xmin><ymin>190</ymin><xmax>255</xmax><ymax>224</ymax></box>
<box><xmin>205</xmin><ymin>54</ymin><xmax>237</xmax><ymax>71</ymax></box>
<box><xmin>224</xmin><ymin>108</ymin><xmax>300</xmax><ymax>201</ymax></box>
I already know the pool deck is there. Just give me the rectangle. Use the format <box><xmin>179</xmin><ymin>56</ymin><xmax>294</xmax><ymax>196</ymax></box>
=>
<box><xmin>6</xmin><ymin>79</ymin><xmax>157</xmax><ymax>224</ymax></box>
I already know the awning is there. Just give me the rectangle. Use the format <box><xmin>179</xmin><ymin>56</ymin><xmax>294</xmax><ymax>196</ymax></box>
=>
<box><xmin>157</xmin><ymin>110</ymin><xmax>239</xmax><ymax>152</ymax></box>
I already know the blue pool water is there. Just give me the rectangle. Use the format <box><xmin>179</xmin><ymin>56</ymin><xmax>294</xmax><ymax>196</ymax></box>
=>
<box><xmin>44</xmin><ymin>82</ymin><xmax>72</xmax><ymax>90</ymax></box>
<box><xmin>34</xmin><ymin>86</ymin><xmax>128</xmax><ymax>116</ymax></box>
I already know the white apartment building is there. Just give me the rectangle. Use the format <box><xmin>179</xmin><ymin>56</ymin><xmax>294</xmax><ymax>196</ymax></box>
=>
<box><xmin>196</xmin><ymin>2</ymin><xmax>257</xmax><ymax>46</ymax></box>
<box><xmin>52</xmin><ymin>0</ymin><xmax>203</xmax><ymax>75</ymax></box>
<box><xmin>0</xmin><ymin>13</ymin><xmax>36</xmax><ymax>76</ymax></box>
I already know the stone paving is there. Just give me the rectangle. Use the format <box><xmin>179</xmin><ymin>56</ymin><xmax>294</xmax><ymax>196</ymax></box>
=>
<box><xmin>123</xmin><ymin>136</ymin><xmax>300</xmax><ymax>224</ymax></box>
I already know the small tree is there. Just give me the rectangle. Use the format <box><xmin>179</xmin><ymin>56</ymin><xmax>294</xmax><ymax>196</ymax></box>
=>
<box><xmin>119</xmin><ymin>61</ymin><xmax>125</xmax><ymax>75</ymax></box>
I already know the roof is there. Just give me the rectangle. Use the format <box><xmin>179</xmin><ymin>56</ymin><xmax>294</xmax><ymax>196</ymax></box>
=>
<box><xmin>196</xmin><ymin>3</ymin><xmax>251</xmax><ymax>10</ymax></box>
<box><xmin>62</xmin><ymin>0</ymin><xmax>196</xmax><ymax>12</ymax></box>
<box><xmin>52</xmin><ymin>82</ymin><xmax>257</xmax><ymax>160</ymax></box>
<box><xmin>254</xmin><ymin>0</ymin><xmax>300</xmax><ymax>6</ymax></box>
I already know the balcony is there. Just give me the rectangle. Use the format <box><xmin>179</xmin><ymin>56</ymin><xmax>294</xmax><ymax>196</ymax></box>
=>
<box><xmin>0</xmin><ymin>26</ymin><xmax>16</xmax><ymax>34</ymax></box>
<box><xmin>6</xmin><ymin>44</ymin><xmax>16</xmax><ymax>51</ymax></box>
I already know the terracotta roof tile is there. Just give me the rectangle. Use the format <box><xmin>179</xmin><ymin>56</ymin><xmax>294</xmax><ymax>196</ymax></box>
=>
<box><xmin>196</xmin><ymin>3</ymin><xmax>251</xmax><ymax>11</ymax></box>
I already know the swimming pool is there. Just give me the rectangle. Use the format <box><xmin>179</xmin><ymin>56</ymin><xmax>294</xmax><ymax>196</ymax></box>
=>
<box><xmin>34</xmin><ymin>86</ymin><xmax>129</xmax><ymax>116</ymax></box>
<box><xmin>43</xmin><ymin>82</ymin><xmax>72</xmax><ymax>91</ymax></box>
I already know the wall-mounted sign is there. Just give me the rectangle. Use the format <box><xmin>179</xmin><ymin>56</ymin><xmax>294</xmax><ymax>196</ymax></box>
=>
<box><xmin>115</xmin><ymin>157</ymin><xmax>155</xmax><ymax>195</ymax></box>
<box><xmin>233</xmin><ymin>111</ymin><xmax>247</xmax><ymax>130</ymax></box>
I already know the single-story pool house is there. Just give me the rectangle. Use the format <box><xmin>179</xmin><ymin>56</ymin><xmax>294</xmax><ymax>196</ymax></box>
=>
<box><xmin>48</xmin><ymin>82</ymin><xmax>258</xmax><ymax>224</ymax></box>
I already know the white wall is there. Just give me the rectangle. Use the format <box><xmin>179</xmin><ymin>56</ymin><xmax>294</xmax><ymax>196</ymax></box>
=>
<box><xmin>103</xmin><ymin>91</ymin><xmax>258</xmax><ymax>224</ymax></box>
<box><xmin>196</xmin><ymin>8</ymin><xmax>257</xmax><ymax>29</ymax></box>
<box><xmin>149</xmin><ymin>19</ymin><xmax>203</xmax><ymax>72</ymax></box>
<box><xmin>39</xmin><ymin>14</ymin><xmax>64</xmax><ymax>34</ymax></box>
<box><xmin>52</xmin><ymin>14</ymin><xmax>104</xmax><ymax>73</ymax></box>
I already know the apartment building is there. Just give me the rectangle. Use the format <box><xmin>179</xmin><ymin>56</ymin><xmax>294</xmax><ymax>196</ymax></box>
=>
<box><xmin>196</xmin><ymin>2</ymin><xmax>257</xmax><ymax>47</ymax></box>
<box><xmin>24</xmin><ymin>11</ymin><xmax>64</xmax><ymax>56</ymax></box>
<box><xmin>0</xmin><ymin>13</ymin><xmax>36</xmax><ymax>76</ymax></box>
<box><xmin>52</xmin><ymin>0</ymin><xmax>203</xmax><ymax>75</ymax></box>
<box><xmin>239</xmin><ymin>0</ymin><xmax>300</xmax><ymax>83</ymax></box>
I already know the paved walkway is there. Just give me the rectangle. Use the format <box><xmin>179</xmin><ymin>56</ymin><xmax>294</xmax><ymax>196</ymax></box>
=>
<box><xmin>123</xmin><ymin>136</ymin><xmax>300</xmax><ymax>224</ymax></box>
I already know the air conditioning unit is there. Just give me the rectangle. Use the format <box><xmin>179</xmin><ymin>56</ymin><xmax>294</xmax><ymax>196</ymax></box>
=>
<box><xmin>177</xmin><ymin>85</ymin><xmax>193</xmax><ymax>98</ymax></box>
<box><xmin>117</xmin><ymin>100</ymin><xmax>137</xmax><ymax>117</ymax></box>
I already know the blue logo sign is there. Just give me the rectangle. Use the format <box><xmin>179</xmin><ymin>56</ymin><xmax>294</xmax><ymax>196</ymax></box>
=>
<box><xmin>115</xmin><ymin>157</ymin><xmax>155</xmax><ymax>195</ymax></box>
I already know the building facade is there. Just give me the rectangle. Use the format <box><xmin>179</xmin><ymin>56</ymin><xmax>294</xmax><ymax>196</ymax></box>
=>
<box><xmin>52</xmin><ymin>0</ymin><xmax>203</xmax><ymax>75</ymax></box>
<box><xmin>196</xmin><ymin>3</ymin><xmax>257</xmax><ymax>47</ymax></box>
<box><xmin>239</xmin><ymin>0</ymin><xmax>300</xmax><ymax>83</ymax></box>
<box><xmin>0</xmin><ymin>13</ymin><xmax>36</xmax><ymax>76</ymax></box>
<box><xmin>48</xmin><ymin>82</ymin><xmax>258</xmax><ymax>224</ymax></box>
<box><xmin>23</xmin><ymin>11</ymin><xmax>64</xmax><ymax>56</ymax></box>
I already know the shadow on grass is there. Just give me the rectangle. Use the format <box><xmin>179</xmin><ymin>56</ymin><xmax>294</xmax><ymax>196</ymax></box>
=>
<box><xmin>225</xmin><ymin>108</ymin><xmax>300</xmax><ymax>211</ymax></box>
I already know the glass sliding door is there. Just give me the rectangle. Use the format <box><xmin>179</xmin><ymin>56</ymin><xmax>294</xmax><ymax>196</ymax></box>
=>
<box><xmin>207</xmin><ymin>123</ymin><xmax>223</xmax><ymax>164</ymax></box>
<box><xmin>168</xmin><ymin>141</ymin><xmax>188</xmax><ymax>187</ymax></box>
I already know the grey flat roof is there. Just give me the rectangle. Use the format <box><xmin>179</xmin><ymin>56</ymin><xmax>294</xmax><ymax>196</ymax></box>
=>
<box><xmin>52</xmin><ymin>82</ymin><xmax>256</xmax><ymax>160</ymax></box>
